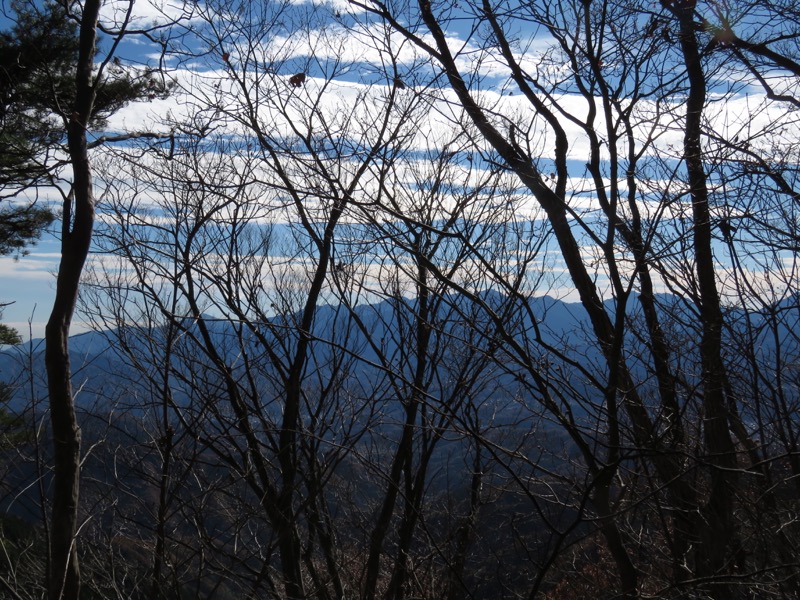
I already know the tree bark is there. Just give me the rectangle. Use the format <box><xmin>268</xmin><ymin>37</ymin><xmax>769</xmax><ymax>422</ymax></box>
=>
<box><xmin>669</xmin><ymin>1</ymin><xmax>739</xmax><ymax>595</ymax></box>
<box><xmin>45</xmin><ymin>1</ymin><xmax>100</xmax><ymax>598</ymax></box>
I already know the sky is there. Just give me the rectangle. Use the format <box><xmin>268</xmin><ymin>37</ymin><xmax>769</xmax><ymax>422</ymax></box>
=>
<box><xmin>0</xmin><ymin>0</ymin><xmax>797</xmax><ymax>341</ymax></box>
<box><xmin>2</xmin><ymin>0</ymin><xmax>553</xmax><ymax>339</ymax></box>
<box><xmin>0</xmin><ymin>237</ymin><xmax>61</xmax><ymax>339</ymax></box>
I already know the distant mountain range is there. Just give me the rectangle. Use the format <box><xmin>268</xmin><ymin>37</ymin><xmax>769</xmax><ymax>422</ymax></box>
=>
<box><xmin>2</xmin><ymin>291</ymin><xmax>797</xmax><ymax>415</ymax></box>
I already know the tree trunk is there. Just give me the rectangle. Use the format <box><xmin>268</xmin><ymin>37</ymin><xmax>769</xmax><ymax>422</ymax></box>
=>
<box><xmin>670</xmin><ymin>1</ymin><xmax>739</xmax><ymax>595</ymax></box>
<box><xmin>45</xmin><ymin>1</ymin><xmax>100</xmax><ymax>598</ymax></box>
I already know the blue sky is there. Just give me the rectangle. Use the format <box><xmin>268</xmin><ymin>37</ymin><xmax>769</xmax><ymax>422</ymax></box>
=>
<box><xmin>1</xmin><ymin>0</ymin><xmax>798</xmax><ymax>341</ymax></box>
<box><xmin>0</xmin><ymin>235</ymin><xmax>61</xmax><ymax>339</ymax></box>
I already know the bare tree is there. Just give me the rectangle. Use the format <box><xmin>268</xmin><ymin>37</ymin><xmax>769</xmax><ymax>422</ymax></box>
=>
<box><xmin>346</xmin><ymin>0</ymin><xmax>800</xmax><ymax>596</ymax></box>
<box><xmin>18</xmin><ymin>0</ymin><xmax>795</xmax><ymax>597</ymax></box>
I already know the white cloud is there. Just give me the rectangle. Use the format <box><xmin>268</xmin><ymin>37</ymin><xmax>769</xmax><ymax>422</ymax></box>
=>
<box><xmin>99</xmin><ymin>0</ymin><xmax>201</xmax><ymax>30</ymax></box>
<box><xmin>8</xmin><ymin>4</ymin><xmax>800</xmax><ymax>337</ymax></box>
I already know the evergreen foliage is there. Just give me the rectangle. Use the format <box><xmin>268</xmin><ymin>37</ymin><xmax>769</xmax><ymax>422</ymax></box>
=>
<box><xmin>0</xmin><ymin>203</ymin><xmax>54</xmax><ymax>257</ymax></box>
<box><xmin>0</xmin><ymin>0</ymin><xmax>169</xmax><ymax>258</ymax></box>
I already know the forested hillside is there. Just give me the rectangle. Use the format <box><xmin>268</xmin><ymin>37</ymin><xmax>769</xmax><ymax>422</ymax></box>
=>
<box><xmin>1</xmin><ymin>0</ymin><xmax>800</xmax><ymax>598</ymax></box>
